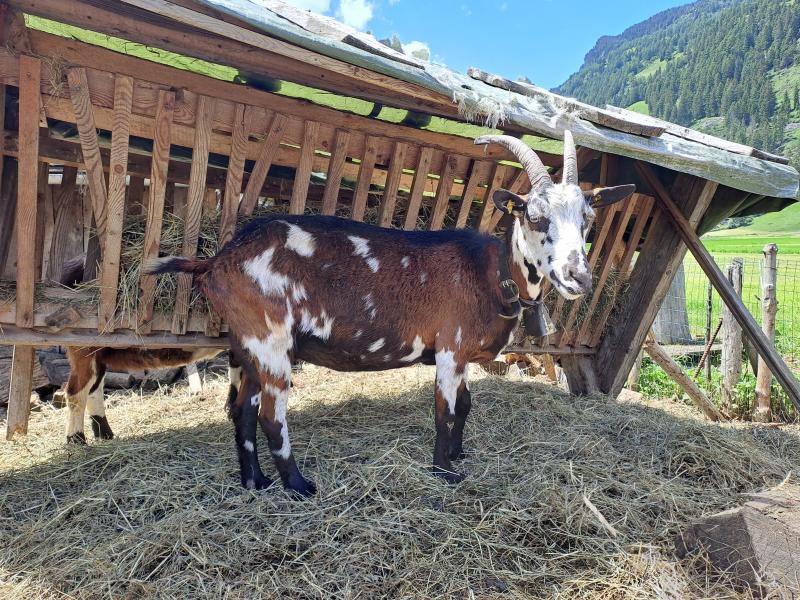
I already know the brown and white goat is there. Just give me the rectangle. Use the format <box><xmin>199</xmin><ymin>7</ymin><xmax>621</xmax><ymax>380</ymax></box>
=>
<box><xmin>148</xmin><ymin>131</ymin><xmax>635</xmax><ymax>496</ymax></box>
<box><xmin>64</xmin><ymin>346</ymin><xmax>229</xmax><ymax>443</ymax></box>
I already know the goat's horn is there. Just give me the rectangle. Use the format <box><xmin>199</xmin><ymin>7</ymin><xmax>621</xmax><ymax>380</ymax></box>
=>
<box><xmin>474</xmin><ymin>135</ymin><xmax>552</xmax><ymax>191</ymax></box>
<box><xmin>562</xmin><ymin>130</ymin><xmax>578</xmax><ymax>186</ymax></box>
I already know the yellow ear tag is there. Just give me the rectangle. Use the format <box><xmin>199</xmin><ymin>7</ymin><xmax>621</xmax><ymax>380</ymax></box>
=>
<box><xmin>506</xmin><ymin>199</ymin><xmax>515</xmax><ymax>213</ymax></box>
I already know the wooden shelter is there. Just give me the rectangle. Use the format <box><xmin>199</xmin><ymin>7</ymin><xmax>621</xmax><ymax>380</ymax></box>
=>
<box><xmin>1</xmin><ymin>0</ymin><xmax>799</xmax><ymax>438</ymax></box>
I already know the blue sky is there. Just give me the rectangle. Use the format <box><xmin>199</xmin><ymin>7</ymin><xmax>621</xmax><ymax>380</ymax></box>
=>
<box><xmin>280</xmin><ymin>0</ymin><xmax>690</xmax><ymax>89</ymax></box>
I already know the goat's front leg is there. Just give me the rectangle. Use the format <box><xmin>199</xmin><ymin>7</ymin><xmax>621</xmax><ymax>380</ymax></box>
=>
<box><xmin>87</xmin><ymin>376</ymin><xmax>114</xmax><ymax>440</ymax></box>
<box><xmin>65</xmin><ymin>362</ymin><xmax>97</xmax><ymax>444</ymax></box>
<box><xmin>231</xmin><ymin>370</ymin><xmax>273</xmax><ymax>490</ymax></box>
<box><xmin>257</xmin><ymin>370</ymin><xmax>316</xmax><ymax>498</ymax></box>
<box><xmin>432</xmin><ymin>354</ymin><xmax>468</xmax><ymax>484</ymax></box>
<box><xmin>449</xmin><ymin>368</ymin><xmax>471</xmax><ymax>461</ymax></box>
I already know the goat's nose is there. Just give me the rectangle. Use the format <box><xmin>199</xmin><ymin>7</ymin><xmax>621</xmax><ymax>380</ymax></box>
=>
<box><xmin>563</xmin><ymin>265</ymin><xmax>593</xmax><ymax>295</ymax></box>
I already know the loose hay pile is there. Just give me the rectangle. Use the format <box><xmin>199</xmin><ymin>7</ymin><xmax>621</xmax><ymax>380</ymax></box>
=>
<box><xmin>1</xmin><ymin>367</ymin><xmax>799</xmax><ymax>598</ymax></box>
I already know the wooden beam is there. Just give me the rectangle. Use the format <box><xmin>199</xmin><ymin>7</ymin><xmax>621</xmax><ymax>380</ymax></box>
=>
<box><xmin>172</xmin><ymin>95</ymin><xmax>214</xmax><ymax>334</ymax></box>
<box><xmin>289</xmin><ymin>121</ymin><xmax>319</xmax><ymax>215</ymax></box>
<box><xmin>636</xmin><ymin>163</ymin><xmax>800</xmax><ymax>410</ymax></box>
<box><xmin>456</xmin><ymin>161</ymin><xmax>489</xmax><ymax>228</ymax></box>
<box><xmin>138</xmin><ymin>89</ymin><xmax>175</xmax><ymax>334</ymax></box>
<box><xmin>377</xmin><ymin>141</ymin><xmax>407</xmax><ymax>227</ymax></box>
<box><xmin>477</xmin><ymin>164</ymin><xmax>507</xmax><ymax>232</ymax></box>
<box><xmin>98</xmin><ymin>74</ymin><xmax>134</xmax><ymax>333</ymax></box>
<box><xmin>15</xmin><ymin>55</ymin><xmax>40</xmax><ymax>328</ymax></box>
<box><xmin>239</xmin><ymin>111</ymin><xmax>287</xmax><ymax>216</ymax></box>
<box><xmin>321</xmin><ymin>129</ymin><xmax>350</xmax><ymax>216</ymax></box>
<box><xmin>351</xmin><ymin>136</ymin><xmax>378</xmax><ymax>222</ymax></box>
<box><xmin>0</xmin><ymin>324</ymin><xmax>230</xmax><ymax>349</ymax></box>
<box><xmin>5</xmin><ymin>345</ymin><xmax>34</xmax><ymax>439</ymax></box>
<box><xmin>403</xmin><ymin>147</ymin><xmax>434</xmax><ymax>230</ymax></box>
<box><xmin>596</xmin><ymin>172</ymin><xmax>718</xmax><ymax>397</ymax></box>
<box><xmin>218</xmin><ymin>102</ymin><xmax>248</xmax><ymax>247</ymax></box>
<box><xmin>428</xmin><ymin>154</ymin><xmax>458</xmax><ymax>230</ymax></box>
<box><xmin>66</xmin><ymin>67</ymin><xmax>108</xmax><ymax>247</ymax></box>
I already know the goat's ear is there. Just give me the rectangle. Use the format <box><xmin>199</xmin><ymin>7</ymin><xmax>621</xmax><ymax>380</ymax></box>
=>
<box><xmin>583</xmin><ymin>184</ymin><xmax>635</xmax><ymax>208</ymax></box>
<box><xmin>493</xmin><ymin>189</ymin><xmax>527</xmax><ymax>216</ymax></box>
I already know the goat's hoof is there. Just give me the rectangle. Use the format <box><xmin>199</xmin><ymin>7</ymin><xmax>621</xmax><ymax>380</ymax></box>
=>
<box><xmin>432</xmin><ymin>467</ymin><xmax>466</xmax><ymax>484</ymax></box>
<box><xmin>286</xmin><ymin>477</ymin><xmax>317</xmax><ymax>499</ymax></box>
<box><xmin>66</xmin><ymin>432</ymin><xmax>87</xmax><ymax>445</ymax></box>
<box><xmin>90</xmin><ymin>415</ymin><xmax>114</xmax><ymax>440</ymax></box>
<box><xmin>243</xmin><ymin>474</ymin><xmax>274</xmax><ymax>491</ymax></box>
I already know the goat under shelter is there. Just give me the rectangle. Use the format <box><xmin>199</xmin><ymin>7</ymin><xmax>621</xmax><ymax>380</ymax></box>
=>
<box><xmin>1</xmin><ymin>0</ymin><xmax>799</xmax><ymax>439</ymax></box>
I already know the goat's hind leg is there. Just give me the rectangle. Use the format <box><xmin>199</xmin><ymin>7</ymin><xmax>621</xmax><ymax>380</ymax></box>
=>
<box><xmin>64</xmin><ymin>358</ymin><xmax>96</xmax><ymax>444</ymax></box>
<box><xmin>432</xmin><ymin>355</ymin><xmax>469</xmax><ymax>483</ymax></box>
<box><xmin>87</xmin><ymin>375</ymin><xmax>114</xmax><ymax>440</ymax></box>
<box><xmin>230</xmin><ymin>363</ymin><xmax>273</xmax><ymax>491</ymax></box>
<box><xmin>449</xmin><ymin>371</ymin><xmax>471</xmax><ymax>461</ymax></box>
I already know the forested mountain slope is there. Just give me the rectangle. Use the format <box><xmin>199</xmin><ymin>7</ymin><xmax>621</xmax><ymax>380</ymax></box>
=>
<box><xmin>555</xmin><ymin>0</ymin><xmax>800</xmax><ymax>166</ymax></box>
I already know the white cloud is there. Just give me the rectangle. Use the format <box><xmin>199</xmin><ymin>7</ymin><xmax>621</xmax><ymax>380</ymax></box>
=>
<box><xmin>402</xmin><ymin>40</ymin><xmax>430</xmax><ymax>61</ymax></box>
<box><xmin>277</xmin><ymin>0</ymin><xmax>331</xmax><ymax>11</ymax></box>
<box><xmin>337</xmin><ymin>0</ymin><xmax>374</xmax><ymax>30</ymax></box>
<box><xmin>499</xmin><ymin>1</ymin><xmax>508</xmax><ymax>11</ymax></box>
<box><xmin>388</xmin><ymin>0</ymin><xmax>400</xmax><ymax>4</ymax></box>
<box><xmin>460</xmin><ymin>3</ymin><xmax>472</xmax><ymax>16</ymax></box>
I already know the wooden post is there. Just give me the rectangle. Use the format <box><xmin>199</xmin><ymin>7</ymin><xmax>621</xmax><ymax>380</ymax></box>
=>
<box><xmin>636</xmin><ymin>163</ymin><xmax>800</xmax><ymax>411</ymax></box>
<box><xmin>721</xmin><ymin>258</ymin><xmax>743</xmax><ymax>413</ymax></box>
<box><xmin>644</xmin><ymin>335</ymin><xmax>724</xmax><ymax>421</ymax></box>
<box><xmin>627</xmin><ymin>349</ymin><xmax>643</xmax><ymax>391</ymax></box>
<box><xmin>6</xmin><ymin>345</ymin><xmax>35</xmax><ymax>439</ymax></box>
<box><xmin>704</xmin><ymin>280</ymin><xmax>713</xmax><ymax>385</ymax></box>
<box><xmin>754</xmin><ymin>244</ymin><xmax>778</xmax><ymax>422</ymax></box>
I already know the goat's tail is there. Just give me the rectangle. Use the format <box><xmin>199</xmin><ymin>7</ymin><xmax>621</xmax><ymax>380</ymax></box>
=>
<box><xmin>143</xmin><ymin>255</ymin><xmax>212</xmax><ymax>276</ymax></box>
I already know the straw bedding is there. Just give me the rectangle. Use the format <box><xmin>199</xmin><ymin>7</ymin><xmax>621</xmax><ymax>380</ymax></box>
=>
<box><xmin>1</xmin><ymin>365</ymin><xmax>798</xmax><ymax>599</ymax></box>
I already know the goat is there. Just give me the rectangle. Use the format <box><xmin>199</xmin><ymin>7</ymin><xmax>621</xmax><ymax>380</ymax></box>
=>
<box><xmin>64</xmin><ymin>346</ymin><xmax>231</xmax><ymax>443</ymax></box>
<box><xmin>147</xmin><ymin>131</ymin><xmax>635</xmax><ymax>496</ymax></box>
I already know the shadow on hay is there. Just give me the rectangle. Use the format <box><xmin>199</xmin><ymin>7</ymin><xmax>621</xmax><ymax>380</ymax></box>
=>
<box><xmin>1</xmin><ymin>377</ymin><xmax>799</xmax><ymax>597</ymax></box>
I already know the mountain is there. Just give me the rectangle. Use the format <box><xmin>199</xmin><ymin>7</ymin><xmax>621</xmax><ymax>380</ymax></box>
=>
<box><xmin>555</xmin><ymin>0</ymin><xmax>800</xmax><ymax>167</ymax></box>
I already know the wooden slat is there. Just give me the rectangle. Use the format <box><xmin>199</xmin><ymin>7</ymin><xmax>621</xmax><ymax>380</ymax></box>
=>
<box><xmin>66</xmin><ymin>67</ymin><xmax>107</xmax><ymax>247</ymax></box>
<box><xmin>428</xmin><ymin>154</ymin><xmax>458</xmax><ymax>230</ymax></box>
<box><xmin>218</xmin><ymin>102</ymin><xmax>248</xmax><ymax>247</ymax></box>
<box><xmin>172</xmin><ymin>95</ymin><xmax>214</xmax><ymax>334</ymax></box>
<box><xmin>15</xmin><ymin>55</ymin><xmax>40</xmax><ymax>328</ymax></box>
<box><xmin>321</xmin><ymin>128</ymin><xmax>350</xmax><ymax>215</ymax></box>
<box><xmin>5</xmin><ymin>345</ymin><xmax>34</xmax><ymax>440</ymax></box>
<box><xmin>489</xmin><ymin>167</ymin><xmax>530</xmax><ymax>231</ymax></box>
<box><xmin>377</xmin><ymin>141</ymin><xmax>407</xmax><ymax>228</ymax></box>
<box><xmin>240</xmin><ymin>110</ymin><xmax>287</xmax><ymax>216</ymax></box>
<box><xmin>98</xmin><ymin>74</ymin><xmax>134</xmax><ymax>333</ymax></box>
<box><xmin>573</xmin><ymin>194</ymin><xmax>638</xmax><ymax>345</ymax></box>
<box><xmin>351</xmin><ymin>136</ymin><xmax>379</xmax><ymax>221</ymax></box>
<box><xmin>48</xmin><ymin>166</ymin><xmax>81</xmax><ymax>281</ymax></box>
<box><xmin>289</xmin><ymin>121</ymin><xmax>319</xmax><ymax>215</ymax></box>
<box><xmin>35</xmin><ymin>164</ymin><xmax>51</xmax><ymax>281</ymax></box>
<box><xmin>456</xmin><ymin>161</ymin><xmax>489</xmax><ymax>228</ymax></box>
<box><xmin>477</xmin><ymin>164</ymin><xmax>507</xmax><ymax>232</ymax></box>
<box><xmin>138</xmin><ymin>90</ymin><xmax>175</xmax><ymax>334</ymax></box>
<box><xmin>589</xmin><ymin>196</ymin><xmax>655</xmax><ymax>347</ymax></box>
<box><xmin>403</xmin><ymin>147</ymin><xmax>434</xmax><ymax>230</ymax></box>
<box><xmin>126</xmin><ymin>175</ymin><xmax>146</xmax><ymax>215</ymax></box>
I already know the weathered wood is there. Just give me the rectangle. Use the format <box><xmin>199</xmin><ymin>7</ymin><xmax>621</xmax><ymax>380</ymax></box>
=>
<box><xmin>185</xmin><ymin>362</ymin><xmax>202</xmax><ymax>394</ymax></box>
<box><xmin>428</xmin><ymin>154</ymin><xmax>458</xmax><ymax>231</ymax></box>
<box><xmin>98</xmin><ymin>74</ymin><xmax>134</xmax><ymax>333</ymax></box>
<box><xmin>403</xmin><ymin>147</ymin><xmax>434</xmax><ymax>230</ymax></box>
<box><xmin>218</xmin><ymin>102</ymin><xmax>248</xmax><ymax>247</ymax></box>
<box><xmin>66</xmin><ymin>67</ymin><xmax>108</xmax><ymax>247</ymax></box>
<box><xmin>6</xmin><ymin>345</ymin><xmax>34</xmax><ymax>439</ymax></box>
<box><xmin>48</xmin><ymin>166</ymin><xmax>82</xmax><ymax>280</ymax></box>
<box><xmin>351</xmin><ymin>136</ymin><xmax>379</xmax><ymax>222</ymax></box>
<box><xmin>321</xmin><ymin>128</ymin><xmax>350</xmax><ymax>216</ymax></box>
<box><xmin>289</xmin><ymin>121</ymin><xmax>319</xmax><ymax>215</ymax></box>
<box><xmin>477</xmin><ymin>164</ymin><xmax>507</xmax><ymax>232</ymax></box>
<box><xmin>754</xmin><ymin>244</ymin><xmax>778</xmax><ymax>422</ymax></box>
<box><xmin>675</xmin><ymin>485</ymin><xmax>800</xmax><ymax>597</ymax></box>
<box><xmin>34</xmin><ymin>164</ymin><xmax>50</xmax><ymax>281</ymax></box>
<box><xmin>172</xmin><ymin>95</ymin><xmax>214</xmax><ymax>335</ymax></box>
<box><xmin>644</xmin><ymin>335</ymin><xmax>724</xmax><ymax>421</ymax></box>
<box><xmin>0</xmin><ymin>157</ymin><xmax>16</xmax><ymax>276</ymax></box>
<box><xmin>377</xmin><ymin>141</ymin><xmax>407</xmax><ymax>227</ymax></box>
<box><xmin>561</xmin><ymin>355</ymin><xmax>600</xmax><ymax>396</ymax></box>
<box><xmin>456</xmin><ymin>161</ymin><xmax>489</xmax><ymax>228</ymax></box>
<box><xmin>240</xmin><ymin>111</ymin><xmax>287</xmax><ymax>216</ymax></box>
<box><xmin>596</xmin><ymin>173</ymin><xmax>718</xmax><ymax>397</ymax></box>
<box><xmin>627</xmin><ymin>349</ymin><xmax>643</xmax><ymax>391</ymax></box>
<box><xmin>15</xmin><ymin>55</ymin><xmax>40</xmax><ymax>329</ymax></box>
<box><xmin>138</xmin><ymin>89</ymin><xmax>175</xmax><ymax>334</ymax></box>
<box><xmin>721</xmin><ymin>258</ymin><xmax>744</xmax><ymax>412</ymax></box>
<box><xmin>637</xmin><ymin>163</ymin><xmax>800</xmax><ymax>410</ymax></box>
<box><xmin>0</xmin><ymin>324</ymin><xmax>230</xmax><ymax>349</ymax></box>
<box><xmin>704</xmin><ymin>280</ymin><xmax>713</xmax><ymax>384</ymax></box>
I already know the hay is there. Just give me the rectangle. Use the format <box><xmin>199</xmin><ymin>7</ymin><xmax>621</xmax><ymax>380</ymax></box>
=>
<box><xmin>1</xmin><ymin>365</ymin><xmax>798</xmax><ymax>599</ymax></box>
